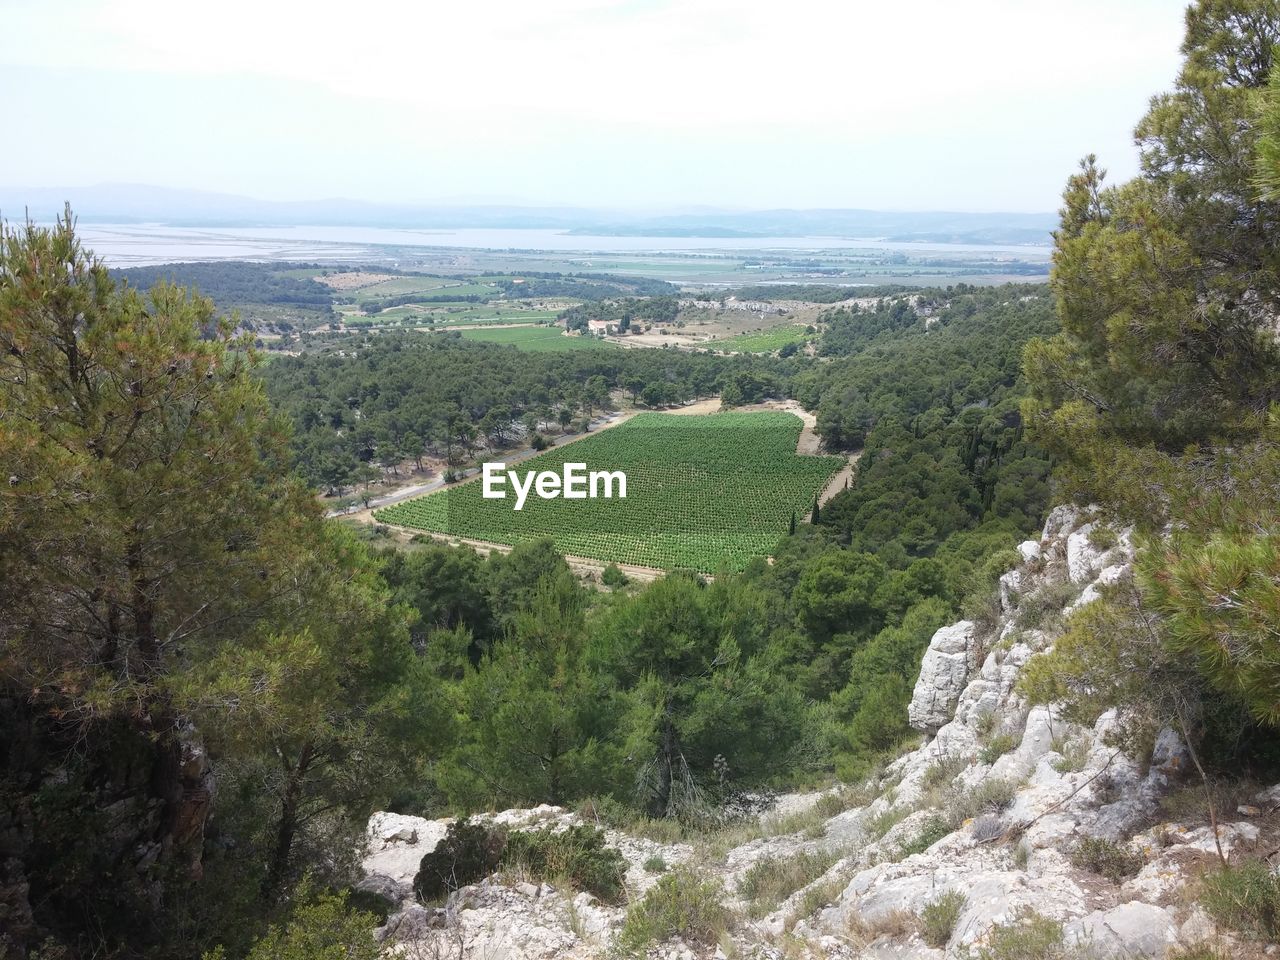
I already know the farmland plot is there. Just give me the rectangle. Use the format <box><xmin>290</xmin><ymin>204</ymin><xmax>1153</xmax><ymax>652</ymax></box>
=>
<box><xmin>374</xmin><ymin>412</ymin><xmax>842</xmax><ymax>572</ymax></box>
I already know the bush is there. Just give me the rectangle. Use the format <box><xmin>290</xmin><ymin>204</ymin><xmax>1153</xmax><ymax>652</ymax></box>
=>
<box><xmin>738</xmin><ymin>849</ymin><xmax>839</xmax><ymax>918</ymax></box>
<box><xmin>643</xmin><ymin>854</ymin><xmax>668</xmax><ymax>874</ymax></box>
<box><xmin>413</xmin><ymin>818</ymin><xmax>505</xmax><ymax>902</ymax></box>
<box><xmin>971</xmin><ymin>907</ymin><xmax>1069</xmax><ymax>959</ymax></box>
<box><xmin>227</xmin><ymin>883</ymin><xmax>381</xmax><ymax>960</ymax></box>
<box><xmin>501</xmin><ymin>825</ymin><xmax>626</xmax><ymax>904</ymax></box>
<box><xmin>615</xmin><ymin>868</ymin><xmax>733</xmax><ymax>955</ymax></box>
<box><xmin>1068</xmin><ymin>837</ymin><xmax>1145</xmax><ymax>883</ymax></box>
<box><xmin>919</xmin><ymin>889</ymin><xmax>966</xmax><ymax>948</ymax></box>
<box><xmin>1199</xmin><ymin>861</ymin><xmax>1280</xmax><ymax>940</ymax></box>
<box><xmin>601</xmin><ymin>563</ymin><xmax>628</xmax><ymax>587</ymax></box>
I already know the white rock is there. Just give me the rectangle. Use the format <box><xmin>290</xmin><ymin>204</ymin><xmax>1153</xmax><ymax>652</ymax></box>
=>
<box><xmin>1042</xmin><ymin>504</ymin><xmax>1083</xmax><ymax>542</ymax></box>
<box><xmin>1064</xmin><ymin>901</ymin><xmax>1176</xmax><ymax>957</ymax></box>
<box><xmin>999</xmin><ymin>569</ymin><xmax>1023</xmax><ymax>612</ymax></box>
<box><xmin>908</xmin><ymin>621</ymin><xmax>979</xmax><ymax>733</ymax></box>
<box><xmin>1066</xmin><ymin>523</ymin><xmax>1106</xmax><ymax>584</ymax></box>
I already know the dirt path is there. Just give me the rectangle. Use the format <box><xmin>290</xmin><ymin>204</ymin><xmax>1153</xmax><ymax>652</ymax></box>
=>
<box><xmin>817</xmin><ymin>450</ymin><xmax>863</xmax><ymax>506</ymax></box>
<box><xmin>365</xmin><ymin>523</ymin><xmax>669</xmax><ymax>583</ymax></box>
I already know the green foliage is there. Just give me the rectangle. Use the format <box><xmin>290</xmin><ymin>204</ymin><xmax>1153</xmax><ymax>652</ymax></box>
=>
<box><xmin>413</xmin><ymin>818</ymin><xmax>506</xmax><ymax>903</ymax></box>
<box><xmin>1067</xmin><ymin>837</ymin><xmax>1145</xmax><ymax>883</ymax></box>
<box><xmin>967</xmin><ymin>908</ymin><xmax>1070</xmax><ymax>960</ymax></box>
<box><xmin>615</xmin><ymin>869</ymin><xmax>734</xmax><ymax>955</ymax></box>
<box><xmin>501</xmin><ymin>825</ymin><xmax>626</xmax><ymax>904</ymax></box>
<box><xmin>642</xmin><ymin>854</ymin><xmax>668</xmax><ymax>874</ymax></box>
<box><xmin>228</xmin><ymin>883</ymin><xmax>381</xmax><ymax>960</ymax></box>
<box><xmin>979</xmin><ymin>733</ymin><xmax>1019</xmax><ymax>765</ymax></box>
<box><xmin>1199</xmin><ymin>861</ymin><xmax>1280</xmax><ymax>940</ymax></box>
<box><xmin>918</xmin><ymin>889</ymin><xmax>966</xmax><ymax>948</ymax></box>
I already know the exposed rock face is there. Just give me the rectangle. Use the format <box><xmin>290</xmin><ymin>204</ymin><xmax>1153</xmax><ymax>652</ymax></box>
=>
<box><xmin>907</xmin><ymin>621</ymin><xmax>978</xmax><ymax>734</ymax></box>
<box><xmin>358</xmin><ymin>506</ymin><xmax>1278</xmax><ymax>959</ymax></box>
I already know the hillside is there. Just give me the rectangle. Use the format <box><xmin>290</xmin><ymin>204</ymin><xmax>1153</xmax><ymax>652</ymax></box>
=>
<box><xmin>357</xmin><ymin>507</ymin><xmax>1277</xmax><ymax>958</ymax></box>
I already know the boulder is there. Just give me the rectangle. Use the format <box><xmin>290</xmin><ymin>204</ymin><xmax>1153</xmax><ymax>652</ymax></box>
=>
<box><xmin>908</xmin><ymin>621</ymin><xmax>979</xmax><ymax>734</ymax></box>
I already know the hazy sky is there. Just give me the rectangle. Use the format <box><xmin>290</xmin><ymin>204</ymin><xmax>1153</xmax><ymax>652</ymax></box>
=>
<box><xmin>2</xmin><ymin>0</ymin><xmax>1188</xmax><ymax>211</ymax></box>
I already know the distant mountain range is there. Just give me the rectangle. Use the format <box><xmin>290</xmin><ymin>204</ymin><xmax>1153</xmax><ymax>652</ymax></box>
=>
<box><xmin>0</xmin><ymin>184</ymin><xmax>1056</xmax><ymax>245</ymax></box>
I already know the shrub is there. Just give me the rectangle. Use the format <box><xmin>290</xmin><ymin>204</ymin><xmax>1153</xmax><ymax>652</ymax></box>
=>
<box><xmin>615</xmin><ymin>869</ymin><xmax>733</xmax><ymax>955</ymax></box>
<box><xmin>971</xmin><ymin>907</ymin><xmax>1069</xmax><ymax>959</ymax></box>
<box><xmin>501</xmin><ymin>825</ymin><xmax>626</xmax><ymax>904</ymax></box>
<box><xmin>413</xmin><ymin>818</ymin><xmax>505</xmax><ymax>902</ymax></box>
<box><xmin>643</xmin><ymin>854</ymin><xmax>668</xmax><ymax>874</ymax></box>
<box><xmin>971</xmin><ymin>813</ymin><xmax>1005</xmax><ymax>843</ymax></box>
<box><xmin>601</xmin><ymin>563</ymin><xmax>628</xmax><ymax>587</ymax></box>
<box><xmin>919</xmin><ymin>890</ymin><xmax>966</xmax><ymax>948</ymax></box>
<box><xmin>1087</xmin><ymin>524</ymin><xmax>1118</xmax><ymax>551</ymax></box>
<box><xmin>738</xmin><ymin>849</ymin><xmax>839</xmax><ymax>918</ymax></box>
<box><xmin>231</xmin><ymin>882</ymin><xmax>381</xmax><ymax>960</ymax></box>
<box><xmin>1014</xmin><ymin>577</ymin><xmax>1081</xmax><ymax>632</ymax></box>
<box><xmin>1067</xmin><ymin>837</ymin><xmax>1145</xmax><ymax>883</ymax></box>
<box><xmin>1199</xmin><ymin>861</ymin><xmax>1280</xmax><ymax>940</ymax></box>
<box><xmin>896</xmin><ymin>815</ymin><xmax>951</xmax><ymax>857</ymax></box>
<box><xmin>980</xmin><ymin>733</ymin><xmax>1019</xmax><ymax>765</ymax></box>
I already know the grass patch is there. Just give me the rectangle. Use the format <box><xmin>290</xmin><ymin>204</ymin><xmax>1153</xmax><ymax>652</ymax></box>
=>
<box><xmin>896</xmin><ymin>815</ymin><xmax>951</xmax><ymax>858</ymax></box>
<box><xmin>922</xmin><ymin>755</ymin><xmax>969</xmax><ymax>792</ymax></box>
<box><xmin>865</xmin><ymin>805</ymin><xmax>910</xmax><ymax>841</ymax></box>
<box><xmin>980</xmin><ymin>732</ymin><xmax>1019</xmax><ymax>765</ymax></box>
<box><xmin>948</xmin><ymin>779</ymin><xmax>1018</xmax><ymax>828</ymax></box>
<box><xmin>1199</xmin><ymin>861</ymin><xmax>1280</xmax><ymax>941</ymax></box>
<box><xmin>784</xmin><ymin>875</ymin><xmax>847</xmax><ymax>931</ymax></box>
<box><xmin>738</xmin><ymin>849</ymin><xmax>840</xmax><ymax>918</ymax></box>
<box><xmin>1050</xmin><ymin>734</ymin><xmax>1090</xmax><ymax>773</ymax></box>
<box><xmin>919</xmin><ymin>890</ymin><xmax>966</xmax><ymax>948</ymax></box>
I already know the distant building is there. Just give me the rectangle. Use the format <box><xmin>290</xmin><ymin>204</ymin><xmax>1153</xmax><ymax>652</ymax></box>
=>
<box><xmin>587</xmin><ymin>319</ymin><xmax>613</xmax><ymax>336</ymax></box>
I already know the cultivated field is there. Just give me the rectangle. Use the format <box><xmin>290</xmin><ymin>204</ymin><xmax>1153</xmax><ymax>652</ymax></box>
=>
<box><xmin>704</xmin><ymin>324</ymin><xmax>812</xmax><ymax>353</ymax></box>
<box><xmin>373</xmin><ymin>412</ymin><xmax>843</xmax><ymax>572</ymax></box>
<box><xmin>454</xmin><ymin>326</ymin><xmax>617</xmax><ymax>351</ymax></box>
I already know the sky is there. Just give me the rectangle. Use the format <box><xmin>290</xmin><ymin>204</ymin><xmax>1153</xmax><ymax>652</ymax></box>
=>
<box><xmin>1</xmin><ymin>0</ymin><xmax>1189</xmax><ymax>212</ymax></box>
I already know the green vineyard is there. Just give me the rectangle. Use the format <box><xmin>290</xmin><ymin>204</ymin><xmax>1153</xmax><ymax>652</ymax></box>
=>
<box><xmin>374</xmin><ymin>412</ymin><xmax>844</xmax><ymax>572</ymax></box>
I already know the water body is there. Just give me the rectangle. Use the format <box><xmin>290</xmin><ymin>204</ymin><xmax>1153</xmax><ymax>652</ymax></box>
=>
<box><xmin>73</xmin><ymin>223</ymin><xmax>1052</xmax><ymax>266</ymax></box>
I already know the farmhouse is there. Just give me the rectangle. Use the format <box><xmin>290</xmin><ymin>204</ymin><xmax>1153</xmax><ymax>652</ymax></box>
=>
<box><xmin>586</xmin><ymin>319</ymin><xmax>613</xmax><ymax>336</ymax></box>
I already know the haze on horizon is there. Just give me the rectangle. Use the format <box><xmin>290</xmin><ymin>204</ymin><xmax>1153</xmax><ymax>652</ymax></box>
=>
<box><xmin>2</xmin><ymin>0</ymin><xmax>1187</xmax><ymax>213</ymax></box>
